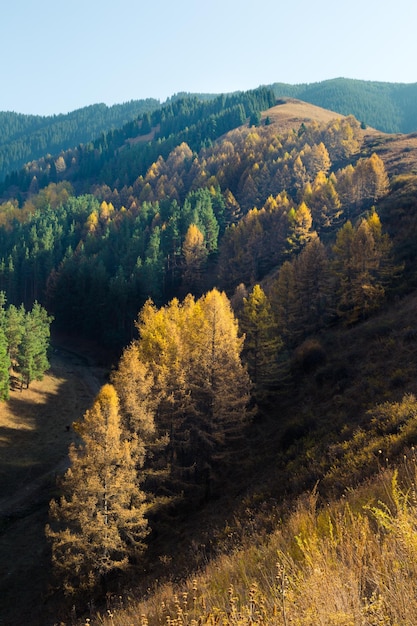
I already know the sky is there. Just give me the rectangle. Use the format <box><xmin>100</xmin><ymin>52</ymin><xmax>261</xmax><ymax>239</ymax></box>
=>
<box><xmin>3</xmin><ymin>0</ymin><xmax>417</xmax><ymax>116</ymax></box>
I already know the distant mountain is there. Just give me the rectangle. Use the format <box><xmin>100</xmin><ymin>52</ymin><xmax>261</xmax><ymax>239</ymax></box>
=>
<box><xmin>269</xmin><ymin>78</ymin><xmax>417</xmax><ymax>133</ymax></box>
<box><xmin>0</xmin><ymin>99</ymin><xmax>160</xmax><ymax>182</ymax></box>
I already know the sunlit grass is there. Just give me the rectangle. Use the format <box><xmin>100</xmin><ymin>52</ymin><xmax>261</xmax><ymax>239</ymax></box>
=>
<box><xmin>88</xmin><ymin>465</ymin><xmax>417</xmax><ymax>626</ymax></box>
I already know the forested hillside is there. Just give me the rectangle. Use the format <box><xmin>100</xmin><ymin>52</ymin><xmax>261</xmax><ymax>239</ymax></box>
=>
<box><xmin>2</xmin><ymin>78</ymin><xmax>416</xmax><ymax>190</ymax></box>
<box><xmin>3</xmin><ymin>88</ymin><xmax>417</xmax><ymax>625</ymax></box>
<box><xmin>0</xmin><ymin>99</ymin><xmax>160</xmax><ymax>182</ymax></box>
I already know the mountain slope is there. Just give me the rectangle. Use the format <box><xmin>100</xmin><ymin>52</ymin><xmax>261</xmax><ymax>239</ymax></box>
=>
<box><xmin>1</xmin><ymin>77</ymin><xmax>417</xmax><ymax>188</ymax></box>
<box><xmin>270</xmin><ymin>77</ymin><xmax>417</xmax><ymax>133</ymax></box>
<box><xmin>0</xmin><ymin>99</ymin><xmax>160</xmax><ymax>182</ymax></box>
<box><xmin>2</xmin><ymin>91</ymin><xmax>417</xmax><ymax>623</ymax></box>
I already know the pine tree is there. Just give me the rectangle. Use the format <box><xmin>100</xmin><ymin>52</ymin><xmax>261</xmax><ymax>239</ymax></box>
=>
<box><xmin>5</xmin><ymin>304</ymin><xmax>25</xmax><ymax>373</ymax></box>
<box><xmin>46</xmin><ymin>384</ymin><xmax>149</xmax><ymax>595</ymax></box>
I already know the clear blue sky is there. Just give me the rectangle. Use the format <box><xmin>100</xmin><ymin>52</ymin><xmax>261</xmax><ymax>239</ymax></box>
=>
<box><xmin>3</xmin><ymin>0</ymin><xmax>417</xmax><ymax>116</ymax></box>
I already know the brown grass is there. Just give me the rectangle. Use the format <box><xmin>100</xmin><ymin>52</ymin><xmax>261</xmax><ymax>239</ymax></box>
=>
<box><xmin>261</xmin><ymin>98</ymin><xmax>346</xmax><ymax>131</ymax></box>
<box><xmin>90</xmin><ymin>467</ymin><xmax>417</xmax><ymax>626</ymax></box>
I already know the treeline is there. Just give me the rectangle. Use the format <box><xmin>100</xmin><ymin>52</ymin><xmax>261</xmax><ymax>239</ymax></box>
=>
<box><xmin>0</xmin><ymin>294</ymin><xmax>52</xmax><ymax>398</ymax></box>
<box><xmin>271</xmin><ymin>77</ymin><xmax>417</xmax><ymax>133</ymax></box>
<box><xmin>0</xmin><ymin>99</ymin><xmax>160</xmax><ymax>183</ymax></box>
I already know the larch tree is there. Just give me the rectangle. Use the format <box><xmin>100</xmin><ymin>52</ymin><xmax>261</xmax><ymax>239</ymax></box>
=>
<box><xmin>331</xmin><ymin>212</ymin><xmax>394</xmax><ymax>323</ymax></box>
<box><xmin>125</xmin><ymin>289</ymin><xmax>252</xmax><ymax>500</ymax></box>
<box><xmin>293</xmin><ymin>236</ymin><xmax>332</xmax><ymax>335</ymax></box>
<box><xmin>240</xmin><ymin>284</ymin><xmax>282</xmax><ymax>394</ymax></box>
<box><xmin>270</xmin><ymin>260</ymin><xmax>299</xmax><ymax>348</ymax></box>
<box><xmin>46</xmin><ymin>384</ymin><xmax>149</xmax><ymax>595</ymax></box>
<box><xmin>182</xmin><ymin>223</ymin><xmax>208</xmax><ymax>294</ymax></box>
<box><xmin>193</xmin><ymin>289</ymin><xmax>251</xmax><ymax>460</ymax></box>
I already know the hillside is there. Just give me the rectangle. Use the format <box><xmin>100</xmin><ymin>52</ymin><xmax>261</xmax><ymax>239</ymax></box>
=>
<box><xmin>2</xmin><ymin>90</ymin><xmax>417</xmax><ymax>624</ymax></box>
<box><xmin>0</xmin><ymin>99</ymin><xmax>160</xmax><ymax>182</ymax></box>
<box><xmin>270</xmin><ymin>77</ymin><xmax>417</xmax><ymax>133</ymax></box>
<box><xmin>1</xmin><ymin>77</ymin><xmax>416</xmax><ymax>188</ymax></box>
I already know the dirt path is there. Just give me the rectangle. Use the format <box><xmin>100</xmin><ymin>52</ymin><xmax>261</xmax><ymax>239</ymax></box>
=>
<box><xmin>0</xmin><ymin>346</ymin><xmax>107</xmax><ymax>626</ymax></box>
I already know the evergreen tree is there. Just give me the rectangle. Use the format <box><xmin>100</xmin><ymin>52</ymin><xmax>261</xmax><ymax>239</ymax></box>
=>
<box><xmin>17</xmin><ymin>302</ymin><xmax>53</xmax><ymax>389</ymax></box>
<box><xmin>46</xmin><ymin>384</ymin><xmax>149</xmax><ymax>595</ymax></box>
<box><xmin>0</xmin><ymin>326</ymin><xmax>10</xmax><ymax>400</ymax></box>
<box><xmin>5</xmin><ymin>304</ymin><xmax>25</xmax><ymax>373</ymax></box>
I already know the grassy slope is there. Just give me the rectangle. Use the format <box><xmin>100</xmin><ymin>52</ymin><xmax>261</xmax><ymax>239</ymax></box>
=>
<box><xmin>89</xmin><ymin>289</ymin><xmax>417</xmax><ymax>625</ymax></box>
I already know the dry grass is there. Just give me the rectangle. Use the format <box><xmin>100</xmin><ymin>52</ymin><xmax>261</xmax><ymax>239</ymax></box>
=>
<box><xmin>91</xmin><ymin>467</ymin><xmax>417</xmax><ymax>626</ymax></box>
<box><xmin>261</xmin><ymin>98</ymin><xmax>345</xmax><ymax>131</ymax></box>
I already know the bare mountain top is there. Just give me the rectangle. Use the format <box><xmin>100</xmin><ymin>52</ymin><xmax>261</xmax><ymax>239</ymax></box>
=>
<box><xmin>261</xmin><ymin>97</ymin><xmax>345</xmax><ymax>130</ymax></box>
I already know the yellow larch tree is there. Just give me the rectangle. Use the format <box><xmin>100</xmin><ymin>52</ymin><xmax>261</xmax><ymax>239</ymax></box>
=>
<box><xmin>46</xmin><ymin>384</ymin><xmax>149</xmax><ymax>595</ymax></box>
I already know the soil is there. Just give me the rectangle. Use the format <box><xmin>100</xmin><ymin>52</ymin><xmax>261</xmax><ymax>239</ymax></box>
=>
<box><xmin>0</xmin><ymin>341</ymin><xmax>108</xmax><ymax>626</ymax></box>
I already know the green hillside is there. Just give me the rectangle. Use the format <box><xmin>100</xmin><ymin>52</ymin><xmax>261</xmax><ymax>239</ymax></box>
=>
<box><xmin>0</xmin><ymin>99</ymin><xmax>160</xmax><ymax>182</ymax></box>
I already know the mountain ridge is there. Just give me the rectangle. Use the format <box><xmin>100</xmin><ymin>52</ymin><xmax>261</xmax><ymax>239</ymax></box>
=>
<box><xmin>1</xmin><ymin>77</ymin><xmax>416</xmax><ymax>184</ymax></box>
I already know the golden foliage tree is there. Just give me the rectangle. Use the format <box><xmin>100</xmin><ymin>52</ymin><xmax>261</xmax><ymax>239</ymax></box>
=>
<box><xmin>182</xmin><ymin>223</ymin><xmax>208</xmax><ymax>294</ymax></box>
<box><xmin>331</xmin><ymin>211</ymin><xmax>395</xmax><ymax>323</ymax></box>
<box><xmin>118</xmin><ymin>289</ymin><xmax>251</xmax><ymax>499</ymax></box>
<box><xmin>46</xmin><ymin>384</ymin><xmax>149</xmax><ymax>595</ymax></box>
<box><xmin>240</xmin><ymin>284</ymin><xmax>282</xmax><ymax>393</ymax></box>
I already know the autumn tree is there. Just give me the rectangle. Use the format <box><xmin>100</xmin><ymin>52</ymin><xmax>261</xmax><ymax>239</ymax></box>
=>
<box><xmin>182</xmin><ymin>223</ymin><xmax>208</xmax><ymax>294</ymax></box>
<box><xmin>120</xmin><ymin>289</ymin><xmax>251</xmax><ymax>501</ymax></box>
<box><xmin>46</xmin><ymin>384</ymin><xmax>149</xmax><ymax>596</ymax></box>
<box><xmin>293</xmin><ymin>235</ymin><xmax>331</xmax><ymax>334</ymax></box>
<box><xmin>269</xmin><ymin>261</ymin><xmax>299</xmax><ymax>347</ymax></box>
<box><xmin>331</xmin><ymin>211</ymin><xmax>395</xmax><ymax>323</ymax></box>
<box><xmin>240</xmin><ymin>284</ymin><xmax>282</xmax><ymax>395</ymax></box>
<box><xmin>303</xmin><ymin>171</ymin><xmax>342</xmax><ymax>233</ymax></box>
<box><xmin>352</xmin><ymin>153</ymin><xmax>389</xmax><ymax>208</ymax></box>
<box><xmin>286</xmin><ymin>201</ymin><xmax>314</xmax><ymax>254</ymax></box>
